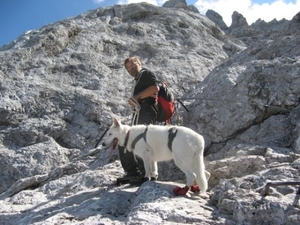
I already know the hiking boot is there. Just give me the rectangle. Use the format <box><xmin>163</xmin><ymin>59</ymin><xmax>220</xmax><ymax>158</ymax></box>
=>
<box><xmin>129</xmin><ymin>177</ymin><xmax>150</xmax><ymax>186</ymax></box>
<box><xmin>116</xmin><ymin>172</ymin><xmax>142</xmax><ymax>185</ymax></box>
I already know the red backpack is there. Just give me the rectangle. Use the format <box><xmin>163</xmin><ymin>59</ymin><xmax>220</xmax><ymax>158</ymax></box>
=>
<box><xmin>156</xmin><ymin>81</ymin><xmax>176</xmax><ymax>124</ymax></box>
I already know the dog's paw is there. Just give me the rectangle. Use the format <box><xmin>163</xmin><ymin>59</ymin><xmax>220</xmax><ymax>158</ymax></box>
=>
<box><xmin>190</xmin><ymin>185</ymin><xmax>200</xmax><ymax>192</ymax></box>
<box><xmin>173</xmin><ymin>186</ymin><xmax>189</xmax><ymax>196</ymax></box>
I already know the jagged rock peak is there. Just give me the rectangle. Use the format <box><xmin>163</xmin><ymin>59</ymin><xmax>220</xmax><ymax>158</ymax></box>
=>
<box><xmin>163</xmin><ymin>0</ymin><xmax>187</xmax><ymax>8</ymax></box>
<box><xmin>230</xmin><ymin>11</ymin><xmax>248</xmax><ymax>28</ymax></box>
<box><xmin>206</xmin><ymin>9</ymin><xmax>228</xmax><ymax>30</ymax></box>
<box><xmin>162</xmin><ymin>0</ymin><xmax>199</xmax><ymax>13</ymax></box>
<box><xmin>293</xmin><ymin>11</ymin><xmax>300</xmax><ymax>22</ymax></box>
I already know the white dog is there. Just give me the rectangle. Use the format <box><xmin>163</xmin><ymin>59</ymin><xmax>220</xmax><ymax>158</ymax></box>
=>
<box><xmin>102</xmin><ymin>118</ymin><xmax>210</xmax><ymax>195</ymax></box>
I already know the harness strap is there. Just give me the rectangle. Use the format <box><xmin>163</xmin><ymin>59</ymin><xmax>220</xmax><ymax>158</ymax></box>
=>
<box><xmin>124</xmin><ymin>130</ymin><xmax>130</xmax><ymax>149</ymax></box>
<box><xmin>124</xmin><ymin>126</ymin><xmax>149</xmax><ymax>151</ymax></box>
<box><xmin>168</xmin><ymin>127</ymin><xmax>178</xmax><ymax>151</ymax></box>
<box><xmin>125</xmin><ymin>126</ymin><xmax>177</xmax><ymax>152</ymax></box>
<box><xmin>131</xmin><ymin>126</ymin><xmax>148</xmax><ymax>149</ymax></box>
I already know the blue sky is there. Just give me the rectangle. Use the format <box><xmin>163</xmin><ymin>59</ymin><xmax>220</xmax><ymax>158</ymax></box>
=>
<box><xmin>0</xmin><ymin>0</ymin><xmax>299</xmax><ymax>47</ymax></box>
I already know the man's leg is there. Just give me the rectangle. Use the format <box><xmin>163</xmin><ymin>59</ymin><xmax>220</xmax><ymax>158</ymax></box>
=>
<box><xmin>118</xmin><ymin>145</ymin><xmax>142</xmax><ymax>176</ymax></box>
<box><xmin>129</xmin><ymin>103</ymin><xmax>157</xmax><ymax>186</ymax></box>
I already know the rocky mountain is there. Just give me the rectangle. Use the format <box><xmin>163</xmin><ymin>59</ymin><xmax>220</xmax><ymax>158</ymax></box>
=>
<box><xmin>0</xmin><ymin>0</ymin><xmax>299</xmax><ymax>224</ymax></box>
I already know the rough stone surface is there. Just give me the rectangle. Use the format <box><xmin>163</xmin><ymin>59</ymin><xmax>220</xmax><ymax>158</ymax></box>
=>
<box><xmin>206</xmin><ymin>9</ymin><xmax>228</xmax><ymax>31</ymax></box>
<box><xmin>230</xmin><ymin>11</ymin><xmax>249</xmax><ymax>28</ymax></box>
<box><xmin>162</xmin><ymin>0</ymin><xmax>199</xmax><ymax>13</ymax></box>
<box><xmin>0</xmin><ymin>1</ymin><xmax>299</xmax><ymax>224</ymax></box>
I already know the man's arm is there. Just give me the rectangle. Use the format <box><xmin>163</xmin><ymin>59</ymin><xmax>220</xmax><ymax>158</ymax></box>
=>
<box><xmin>128</xmin><ymin>85</ymin><xmax>159</xmax><ymax>106</ymax></box>
<box><xmin>134</xmin><ymin>85</ymin><xmax>159</xmax><ymax>100</ymax></box>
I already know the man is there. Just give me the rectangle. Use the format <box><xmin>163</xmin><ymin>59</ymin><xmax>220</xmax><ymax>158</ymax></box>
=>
<box><xmin>117</xmin><ymin>56</ymin><xmax>159</xmax><ymax>186</ymax></box>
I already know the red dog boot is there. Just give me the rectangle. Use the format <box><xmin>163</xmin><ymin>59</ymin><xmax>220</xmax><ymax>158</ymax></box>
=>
<box><xmin>190</xmin><ymin>185</ymin><xmax>200</xmax><ymax>192</ymax></box>
<box><xmin>173</xmin><ymin>186</ymin><xmax>181</xmax><ymax>193</ymax></box>
<box><xmin>173</xmin><ymin>185</ymin><xmax>189</xmax><ymax>195</ymax></box>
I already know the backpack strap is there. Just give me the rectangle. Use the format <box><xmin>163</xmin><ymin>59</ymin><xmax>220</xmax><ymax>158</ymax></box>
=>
<box><xmin>168</xmin><ymin>127</ymin><xmax>178</xmax><ymax>151</ymax></box>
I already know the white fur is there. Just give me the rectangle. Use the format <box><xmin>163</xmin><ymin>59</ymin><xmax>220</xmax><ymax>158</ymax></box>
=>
<box><xmin>103</xmin><ymin>118</ymin><xmax>210</xmax><ymax>193</ymax></box>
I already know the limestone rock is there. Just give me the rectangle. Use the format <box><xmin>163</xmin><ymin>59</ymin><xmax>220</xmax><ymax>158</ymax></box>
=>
<box><xmin>230</xmin><ymin>11</ymin><xmax>248</xmax><ymax>28</ymax></box>
<box><xmin>162</xmin><ymin>0</ymin><xmax>199</xmax><ymax>13</ymax></box>
<box><xmin>162</xmin><ymin>0</ymin><xmax>187</xmax><ymax>8</ymax></box>
<box><xmin>206</xmin><ymin>9</ymin><xmax>228</xmax><ymax>31</ymax></box>
<box><xmin>0</xmin><ymin>3</ymin><xmax>299</xmax><ymax>225</ymax></box>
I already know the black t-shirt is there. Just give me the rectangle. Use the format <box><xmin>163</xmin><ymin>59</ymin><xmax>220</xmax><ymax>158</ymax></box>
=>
<box><xmin>134</xmin><ymin>68</ymin><xmax>158</xmax><ymax>104</ymax></box>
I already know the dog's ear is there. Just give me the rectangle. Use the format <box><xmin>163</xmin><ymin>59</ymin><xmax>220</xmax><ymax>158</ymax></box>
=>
<box><xmin>113</xmin><ymin>118</ymin><xmax>120</xmax><ymax>128</ymax></box>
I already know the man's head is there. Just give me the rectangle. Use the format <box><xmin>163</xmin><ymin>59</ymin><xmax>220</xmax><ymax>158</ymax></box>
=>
<box><xmin>124</xmin><ymin>56</ymin><xmax>142</xmax><ymax>77</ymax></box>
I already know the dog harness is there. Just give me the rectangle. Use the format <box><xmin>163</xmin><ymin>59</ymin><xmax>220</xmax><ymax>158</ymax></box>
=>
<box><xmin>124</xmin><ymin>126</ymin><xmax>177</xmax><ymax>152</ymax></box>
<box><xmin>124</xmin><ymin>126</ymin><xmax>149</xmax><ymax>150</ymax></box>
<box><xmin>168</xmin><ymin>127</ymin><xmax>178</xmax><ymax>151</ymax></box>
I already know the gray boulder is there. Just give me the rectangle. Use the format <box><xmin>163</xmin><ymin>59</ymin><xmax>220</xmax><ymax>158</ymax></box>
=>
<box><xmin>0</xmin><ymin>3</ymin><xmax>299</xmax><ymax>225</ymax></box>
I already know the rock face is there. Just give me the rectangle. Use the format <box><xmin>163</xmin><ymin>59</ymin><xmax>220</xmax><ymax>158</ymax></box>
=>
<box><xmin>0</xmin><ymin>1</ymin><xmax>299</xmax><ymax>224</ymax></box>
<box><xmin>230</xmin><ymin>11</ymin><xmax>248</xmax><ymax>28</ymax></box>
<box><xmin>162</xmin><ymin>0</ymin><xmax>199</xmax><ymax>13</ymax></box>
<box><xmin>206</xmin><ymin>9</ymin><xmax>228</xmax><ymax>31</ymax></box>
